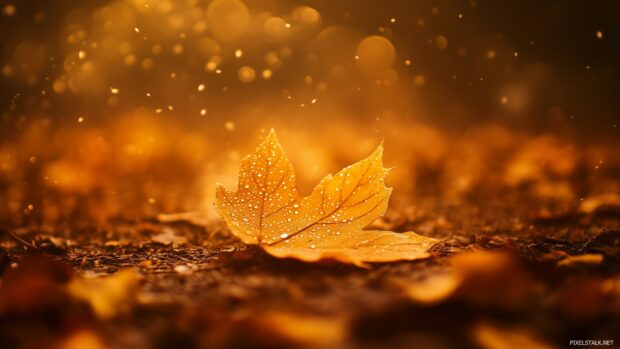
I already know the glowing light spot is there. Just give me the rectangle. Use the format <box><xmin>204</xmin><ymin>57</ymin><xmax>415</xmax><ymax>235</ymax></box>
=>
<box><xmin>501</xmin><ymin>96</ymin><xmax>509</xmax><ymax>105</ymax></box>
<box><xmin>197</xmin><ymin>84</ymin><xmax>205</xmax><ymax>92</ymax></box>
<box><xmin>1</xmin><ymin>65</ymin><xmax>13</xmax><ymax>77</ymax></box>
<box><xmin>205</xmin><ymin>55</ymin><xmax>222</xmax><ymax>72</ymax></box>
<box><xmin>141</xmin><ymin>58</ymin><xmax>154</xmax><ymax>70</ymax></box>
<box><xmin>200</xmin><ymin>109</ymin><xmax>207</xmax><ymax>116</ymax></box>
<box><xmin>486</xmin><ymin>50</ymin><xmax>496</xmax><ymax>59</ymax></box>
<box><xmin>77</xmin><ymin>117</ymin><xmax>84</xmax><ymax>123</ymax></box>
<box><xmin>78</xmin><ymin>51</ymin><xmax>86</xmax><ymax>59</ymax></box>
<box><xmin>52</xmin><ymin>78</ymin><xmax>67</xmax><ymax>94</ymax></box>
<box><xmin>172</xmin><ymin>44</ymin><xmax>184</xmax><ymax>55</ymax></box>
<box><xmin>110</xmin><ymin>87</ymin><xmax>119</xmax><ymax>94</ymax></box>
<box><xmin>292</xmin><ymin>6</ymin><xmax>320</xmax><ymax>25</ymax></box>
<box><xmin>265</xmin><ymin>51</ymin><xmax>282</xmax><ymax>68</ymax></box>
<box><xmin>264</xmin><ymin>17</ymin><xmax>288</xmax><ymax>41</ymax></box>
<box><xmin>152</xmin><ymin>45</ymin><xmax>163</xmax><ymax>55</ymax></box>
<box><xmin>413</xmin><ymin>75</ymin><xmax>426</xmax><ymax>87</ymax></box>
<box><xmin>356</xmin><ymin>35</ymin><xmax>396</xmax><ymax>76</ymax></box>
<box><xmin>238</xmin><ymin>66</ymin><xmax>256</xmax><ymax>83</ymax></box>
<box><xmin>3</xmin><ymin>4</ymin><xmax>16</xmax><ymax>16</ymax></box>
<box><xmin>225</xmin><ymin>121</ymin><xmax>235</xmax><ymax>131</ymax></box>
<box><xmin>280</xmin><ymin>233</ymin><xmax>289</xmax><ymax>239</ymax></box>
<box><xmin>124</xmin><ymin>54</ymin><xmax>136</xmax><ymax>65</ymax></box>
<box><xmin>207</xmin><ymin>0</ymin><xmax>251</xmax><ymax>42</ymax></box>
<box><xmin>435</xmin><ymin>35</ymin><xmax>448</xmax><ymax>49</ymax></box>
<box><xmin>235</xmin><ymin>49</ymin><xmax>243</xmax><ymax>58</ymax></box>
<box><xmin>596</xmin><ymin>30</ymin><xmax>604</xmax><ymax>39</ymax></box>
<box><xmin>193</xmin><ymin>21</ymin><xmax>207</xmax><ymax>33</ymax></box>
<box><xmin>262</xmin><ymin>69</ymin><xmax>273</xmax><ymax>79</ymax></box>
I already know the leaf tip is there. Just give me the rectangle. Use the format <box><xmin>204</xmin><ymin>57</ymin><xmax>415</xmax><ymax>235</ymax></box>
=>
<box><xmin>215</xmin><ymin>183</ymin><xmax>227</xmax><ymax>197</ymax></box>
<box><xmin>261</xmin><ymin>128</ymin><xmax>282</xmax><ymax>149</ymax></box>
<box><xmin>267</xmin><ymin>128</ymin><xmax>278</xmax><ymax>138</ymax></box>
<box><xmin>373</xmin><ymin>141</ymin><xmax>385</xmax><ymax>158</ymax></box>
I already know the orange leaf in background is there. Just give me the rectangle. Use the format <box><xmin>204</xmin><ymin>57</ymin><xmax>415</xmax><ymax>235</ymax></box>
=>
<box><xmin>215</xmin><ymin>129</ymin><xmax>437</xmax><ymax>267</ymax></box>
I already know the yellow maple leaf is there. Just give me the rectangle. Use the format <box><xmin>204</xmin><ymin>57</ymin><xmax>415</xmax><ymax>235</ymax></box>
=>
<box><xmin>215</xmin><ymin>129</ymin><xmax>437</xmax><ymax>267</ymax></box>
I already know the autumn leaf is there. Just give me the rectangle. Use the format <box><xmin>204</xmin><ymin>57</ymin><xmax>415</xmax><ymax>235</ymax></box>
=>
<box><xmin>215</xmin><ymin>129</ymin><xmax>437</xmax><ymax>267</ymax></box>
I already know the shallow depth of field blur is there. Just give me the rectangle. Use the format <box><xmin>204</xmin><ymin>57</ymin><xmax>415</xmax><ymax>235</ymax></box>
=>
<box><xmin>1</xmin><ymin>0</ymin><xmax>619</xmax><ymax>226</ymax></box>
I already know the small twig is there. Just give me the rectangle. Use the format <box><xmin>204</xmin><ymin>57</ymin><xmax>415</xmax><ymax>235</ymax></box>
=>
<box><xmin>9</xmin><ymin>231</ymin><xmax>38</xmax><ymax>250</ymax></box>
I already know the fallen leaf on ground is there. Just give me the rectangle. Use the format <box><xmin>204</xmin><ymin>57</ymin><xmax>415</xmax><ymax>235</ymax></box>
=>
<box><xmin>57</xmin><ymin>330</ymin><xmax>107</xmax><ymax>349</ymax></box>
<box><xmin>579</xmin><ymin>193</ymin><xmax>620</xmax><ymax>214</ymax></box>
<box><xmin>557</xmin><ymin>253</ymin><xmax>604</xmax><ymax>267</ymax></box>
<box><xmin>0</xmin><ymin>254</ymin><xmax>73</xmax><ymax>316</ymax></box>
<box><xmin>157</xmin><ymin>211</ymin><xmax>209</xmax><ymax>226</ymax></box>
<box><xmin>67</xmin><ymin>269</ymin><xmax>140</xmax><ymax>319</ymax></box>
<box><xmin>254</xmin><ymin>312</ymin><xmax>347</xmax><ymax>348</ymax></box>
<box><xmin>151</xmin><ymin>227</ymin><xmax>188</xmax><ymax>246</ymax></box>
<box><xmin>398</xmin><ymin>273</ymin><xmax>460</xmax><ymax>305</ymax></box>
<box><xmin>555</xmin><ymin>276</ymin><xmax>620</xmax><ymax>317</ymax></box>
<box><xmin>401</xmin><ymin>251</ymin><xmax>540</xmax><ymax>308</ymax></box>
<box><xmin>215</xmin><ymin>129</ymin><xmax>437</xmax><ymax>267</ymax></box>
<box><xmin>473</xmin><ymin>322</ymin><xmax>556</xmax><ymax>349</ymax></box>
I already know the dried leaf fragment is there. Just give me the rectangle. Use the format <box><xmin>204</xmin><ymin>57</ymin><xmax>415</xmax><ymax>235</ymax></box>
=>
<box><xmin>257</xmin><ymin>312</ymin><xmax>347</xmax><ymax>347</ymax></box>
<box><xmin>473</xmin><ymin>322</ymin><xmax>557</xmax><ymax>349</ymax></box>
<box><xmin>401</xmin><ymin>251</ymin><xmax>540</xmax><ymax>308</ymax></box>
<box><xmin>67</xmin><ymin>269</ymin><xmax>140</xmax><ymax>319</ymax></box>
<box><xmin>215</xmin><ymin>129</ymin><xmax>437</xmax><ymax>266</ymax></box>
<box><xmin>557</xmin><ymin>253</ymin><xmax>604</xmax><ymax>267</ymax></box>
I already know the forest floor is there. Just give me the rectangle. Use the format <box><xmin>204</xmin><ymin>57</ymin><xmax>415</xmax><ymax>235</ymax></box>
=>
<box><xmin>1</xmin><ymin>196</ymin><xmax>619</xmax><ymax>349</ymax></box>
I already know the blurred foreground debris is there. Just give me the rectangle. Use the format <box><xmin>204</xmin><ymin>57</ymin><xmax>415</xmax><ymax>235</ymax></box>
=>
<box><xmin>1</xmin><ymin>197</ymin><xmax>619</xmax><ymax>348</ymax></box>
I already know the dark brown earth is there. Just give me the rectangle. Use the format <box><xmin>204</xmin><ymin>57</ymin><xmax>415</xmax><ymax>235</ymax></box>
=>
<box><xmin>1</xmin><ymin>197</ymin><xmax>619</xmax><ymax>349</ymax></box>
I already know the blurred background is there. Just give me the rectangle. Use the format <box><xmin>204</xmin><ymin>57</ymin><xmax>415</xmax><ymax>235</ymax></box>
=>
<box><xmin>1</xmin><ymin>0</ymin><xmax>619</xmax><ymax>226</ymax></box>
